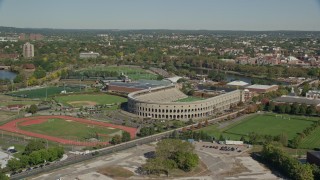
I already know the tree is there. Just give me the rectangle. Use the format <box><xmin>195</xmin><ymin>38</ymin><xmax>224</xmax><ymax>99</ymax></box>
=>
<box><xmin>0</xmin><ymin>172</ymin><xmax>9</xmax><ymax>180</ymax></box>
<box><xmin>299</xmin><ymin>103</ymin><xmax>307</xmax><ymax>115</ymax></box>
<box><xmin>279</xmin><ymin>132</ymin><xmax>288</xmax><ymax>147</ymax></box>
<box><xmin>291</xmin><ymin>103</ymin><xmax>300</xmax><ymax>115</ymax></box>
<box><xmin>29</xmin><ymin>151</ymin><xmax>42</xmax><ymax>165</ymax></box>
<box><xmin>142</xmin><ymin>139</ymin><xmax>199</xmax><ymax>175</ymax></box>
<box><xmin>27</xmin><ymin>104</ymin><xmax>38</xmax><ymax>114</ymax></box>
<box><xmin>306</xmin><ymin>105</ymin><xmax>316</xmax><ymax>115</ymax></box>
<box><xmin>24</xmin><ymin>140</ymin><xmax>46</xmax><ymax>155</ymax></box>
<box><xmin>7</xmin><ymin>158</ymin><xmax>22</xmax><ymax>171</ymax></box>
<box><xmin>267</xmin><ymin>102</ymin><xmax>275</xmax><ymax>111</ymax></box>
<box><xmin>111</xmin><ymin>135</ymin><xmax>122</xmax><ymax>145</ymax></box>
<box><xmin>174</xmin><ymin>151</ymin><xmax>199</xmax><ymax>171</ymax></box>
<box><xmin>121</xmin><ymin>131</ymin><xmax>131</xmax><ymax>142</ymax></box>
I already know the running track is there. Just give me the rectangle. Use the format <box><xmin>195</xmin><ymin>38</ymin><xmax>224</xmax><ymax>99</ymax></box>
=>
<box><xmin>0</xmin><ymin>116</ymin><xmax>138</xmax><ymax>146</ymax></box>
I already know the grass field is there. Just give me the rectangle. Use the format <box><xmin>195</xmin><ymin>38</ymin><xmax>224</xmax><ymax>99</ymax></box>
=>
<box><xmin>299</xmin><ymin>127</ymin><xmax>320</xmax><ymax>149</ymax></box>
<box><xmin>83</xmin><ymin>66</ymin><xmax>158</xmax><ymax>80</ymax></box>
<box><xmin>0</xmin><ymin>94</ymin><xmax>40</xmax><ymax>106</ymax></box>
<box><xmin>19</xmin><ymin>118</ymin><xmax>121</xmax><ymax>141</ymax></box>
<box><xmin>200</xmin><ymin>113</ymin><xmax>318</xmax><ymax>141</ymax></box>
<box><xmin>7</xmin><ymin>86</ymin><xmax>82</xmax><ymax>99</ymax></box>
<box><xmin>55</xmin><ymin>94</ymin><xmax>127</xmax><ymax>107</ymax></box>
<box><xmin>175</xmin><ymin>96</ymin><xmax>205</xmax><ymax>102</ymax></box>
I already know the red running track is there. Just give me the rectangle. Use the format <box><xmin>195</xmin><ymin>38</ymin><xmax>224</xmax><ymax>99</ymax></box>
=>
<box><xmin>0</xmin><ymin>116</ymin><xmax>138</xmax><ymax>146</ymax></box>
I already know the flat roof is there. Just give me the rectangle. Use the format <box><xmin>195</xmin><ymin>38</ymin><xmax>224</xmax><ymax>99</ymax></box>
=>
<box><xmin>109</xmin><ymin>80</ymin><xmax>171</xmax><ymax>89</ymax></box>
<box><xmin>227</xmin><ymin>81</ymin><xmax>249</xmax><ymax>86</ymax></box>
<box><xmin>247</xmin><ymin>84</ymin><xmax>277</xmax><ymax>90</ymax></box>
<box><xmin>274</xmin><ymin>96</ymin><xmax>320</xmax><ymax>105</ymax></box>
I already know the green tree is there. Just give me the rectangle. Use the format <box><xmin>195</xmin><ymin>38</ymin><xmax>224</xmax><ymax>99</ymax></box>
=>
<box><xmin>27</xmin><ymin>104</ymin><xmax>38</xmax><ymax>114</ymax></box>
<box><xmin>0</xmin><ymin>172</ymin><xmax>9</xmax><ymax>180</ymax></box>
<box><xmin>174</xmin><ymin>151</ymin><xmax>199</xmax><ymax>171</ymax></box>
<box><xmin>111</xmin><ymin>135</ymin><xmax>122</xmax><ymax>145</ymax></box>
<box><xmin>24</xmin><ymin>140</ymin><xmax>46</xmax><ymax>155</ymax></box>
<box><xmin>279</xmin><ymin>132</ymin><xmax>288</xmax><ymax>147</ymax></box>
<box><xmin>306</xmin><ymin>105</ymin><xmax>316</xmax><ymax>115</ymax></box>
<box><xmin>29</xmin><ymin>151</ymin><xmax>42</xmax><ymax>165</ymax></box>
<box><xmin>7</xmin><ymin>158</ymin><xmax>22</xmax><ymax>171</ymax></box>
<box><xmin>13</xmin><ymin>74</ymin><xmax>24</xmax><ymax>83</ymax></box>
<box><xmin>121</xmin><ymin>131</ymin><xmax>131</xmax><ymax>142</ymax></box>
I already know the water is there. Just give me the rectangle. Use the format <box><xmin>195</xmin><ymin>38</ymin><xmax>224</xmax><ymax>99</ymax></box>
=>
<box><xmin>0</xmin><ymin>70</ymin><xmax>17</xmax><ymax>80</ymax></box>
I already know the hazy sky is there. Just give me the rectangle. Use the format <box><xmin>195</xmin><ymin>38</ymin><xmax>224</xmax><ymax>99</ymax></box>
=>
<box><xmin>0</xmin><ymin>0</ymin><xmax>319</xmax><ymax>30</ymax></box>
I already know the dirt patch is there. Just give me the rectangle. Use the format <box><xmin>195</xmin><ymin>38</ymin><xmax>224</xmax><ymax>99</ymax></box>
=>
<box><xmin>69</xmin><ymin>101</ymin><xmax>97</xmax><ymax>106</ymax></box>
<box><xmin>220</xmin><ymin>158</ymin><xmax>249</xmax><ymax>176</ymax></box>
<box><xmin>97</xmin><ymin>166</ymin><xmax>134</xmax><ymax>178</ymax></box>
<box><xmin>19</xmin><ymin>119</ymin><xmax>48</xmax><ymax>126</ymax></box>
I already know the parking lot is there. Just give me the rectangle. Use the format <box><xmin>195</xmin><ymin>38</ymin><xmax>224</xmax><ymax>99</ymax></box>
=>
<box><xmin>194</xmin><ymin>141</ymin><xmax>249</xmax><ymax>156</ymax></box>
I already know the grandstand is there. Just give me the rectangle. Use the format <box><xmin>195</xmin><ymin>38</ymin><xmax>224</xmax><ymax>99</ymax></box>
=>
<box><xmin>135</xmin><ymin>87</ymin><xmax>187</xmax><ymax>102</ymax></box>
<box><xmin>128</xmin><ymin>85</ymin><xmax>244</xmax><ymax>120</ymax></box>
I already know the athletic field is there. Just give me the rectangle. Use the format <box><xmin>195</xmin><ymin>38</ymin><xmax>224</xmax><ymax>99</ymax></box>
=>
<box><xmin>19</xmin><ymin>118</ymin><xmax>120</xmax><ymax>141</ymax></box>
<box><xmin>299</xmin><ymin>127</ymin><xmax>320</xmax><ymax>149</ymax></box>
<box><xmin>8</xmin><ymin>86</ymin><xmax>82</xmax><ymax>99</ymax></box>
<box><xmin>55</xmin><ymin>94</ymin><xmax>127</xmax><ymax>107</ymax></box>
<box><xmin>201</xmin><ymin>113</ymin><xmax>318</xmax><ymax>141</ymax></box>
<box><xmin>0</xmin><ymin>116</ymin><xmax>137</xmax><ymax>146</ymax></box>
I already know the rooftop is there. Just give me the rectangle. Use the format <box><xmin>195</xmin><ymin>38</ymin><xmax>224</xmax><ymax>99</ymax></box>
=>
<box><xmin>308</xmin><ymin>151</ymin><xmax>320</xmax><ymax>159</ymax></box>
<box><xmin>274</xmin><ymin>95</ymin><xmax>320</xmax><ymax>106</ymax></box>
<box><xmin>247</xmin><ymin>84</ymin><xmax>277</xmax><ymax>90</ymax></box>
<box><xmin>227</xmin><ymin>80</ymin><xmax>249</xmax><ymax>87</ymax></box>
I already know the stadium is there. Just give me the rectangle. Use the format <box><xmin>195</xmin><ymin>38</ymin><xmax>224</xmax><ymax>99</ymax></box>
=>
<box><xmin>128</xmin><ymin>85</ymin><xmax>244</xmax><ymax>121</ymax></box>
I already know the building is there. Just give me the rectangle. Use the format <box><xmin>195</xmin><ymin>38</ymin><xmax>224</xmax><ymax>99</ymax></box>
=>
<box><xmin>29</xmin><ymin>34</ymin><xmax>44</xmax><ymax>41</ymax></box>
<box><xmin>246</xmin><ymin>84</ymin><xmax>278</xmax><ymax>93</ymax></box>
<box><xmin>307</xmin><ymin>151</ymin><xmax>320</xmax><ymax>166</ymax></box>
<box><xmin>128</xmin><ymin>85</ymin><xmax>244</xmax><ymax>120</ymax></box>
<box><xmin>226</xmin><ymin>81</ymin><xmax>249</xmax><ymax>88</ymax></box>
<box><xmin>273</xmin><ymin>95</ymin><xmax>320</xmax><ymax>109</ymax></box>
<box><xmin>22</xmin><ymin>42</ymin><xmax>34</xmax><ymax>58</ymax></box>
<box><xmin>79</xmin><ymin>52</ymin><xmax>100</xmax><ymax>59</ymax></box>
<box><xmin>306</xmin><ymin>90</ymin><xmax>320</xmax><ymax>100</ymax></box>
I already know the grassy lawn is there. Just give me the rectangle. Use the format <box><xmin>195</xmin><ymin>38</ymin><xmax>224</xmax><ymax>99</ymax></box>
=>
<box><xmin>8</xmin><ymin>86</ymin><xmax>82</xmax><ymax>99</ymax></box>
<box><xmin>55</xmin><ymin>94</ymin><xmax>127</xmax><ymax>107</ymax></box>
<box><xmin>299</xmin><ymin>127</ymin><xmax>320</xmax><ymax>149</ymax></box>
<box><xmin>175</xmin><ymin>96</ymin><xmax>205</xmax><ymax>102</ymax></box>
<box><xmin>19</xmin><ymin>118</ymin><xmax>121</xmax><ymax>141</ymax></box>
<box><xmin>200</xmin><ymin>113</ymin><xmax>317</xmax><ymax>141</ymax></box>
<box><xmin>224</xmin><ymin>114</ymin><xmax>316</xmax><ymax>140</ymax></box>
<box><xmin>0</xmin><ymin>94</ymin><xmax>40</xmax><ymax>106</ymax></box>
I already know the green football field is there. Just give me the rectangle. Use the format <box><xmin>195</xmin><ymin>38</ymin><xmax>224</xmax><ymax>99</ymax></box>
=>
<box><xmin>55</xmin><ymin>93</ymin><xmax>127</xmax><ymax>107</ymax></box>
<box><xmin>8</xmin><ymin>86</ymin><xmax>82</xmax><ymax>99</ymax></box>
<box><xmin>200</xmin><ymin>113</ymin><xmax>318</xmax><ymax>141</ymax></box>
<box><xmin>19</xmin><ymin>118</ymin><xmax>121</xmax><ymax>141</ymax></box>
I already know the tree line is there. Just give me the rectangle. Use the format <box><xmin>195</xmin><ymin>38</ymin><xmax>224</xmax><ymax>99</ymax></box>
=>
<box><xmin>260</xmin><ymin>144</ymin><xmax>317</xmax><ymax>180</ymax></box>
<box><xmin>6</xmin><ymin>140</ymin><xmax>64</xmax><ymax>172</ymax></box>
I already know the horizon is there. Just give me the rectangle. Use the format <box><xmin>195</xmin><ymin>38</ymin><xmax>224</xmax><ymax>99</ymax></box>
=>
<box><xmin>0</xmin><ymin>0</ymin><xmax>320</xmax><ymax>31</ymax></box>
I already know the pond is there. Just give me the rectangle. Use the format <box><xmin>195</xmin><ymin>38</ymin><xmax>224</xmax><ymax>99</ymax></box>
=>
<box><xmin>0</xmin><ymin>70</ymin><xmax>17</xmax><ymax>80</ymax></box>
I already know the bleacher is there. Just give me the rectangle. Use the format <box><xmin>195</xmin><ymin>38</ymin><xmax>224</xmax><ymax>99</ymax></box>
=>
<box><xmin>135</xmin><ymin>87</ymin><xmax>187</xmax><ymax>102</ymax></box>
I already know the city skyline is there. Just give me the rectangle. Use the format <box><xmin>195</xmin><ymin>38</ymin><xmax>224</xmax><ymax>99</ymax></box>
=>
<box><xmin>0</xmin><ymin>0</ymin><xmax>320</xmax><ymax>31</ymax></box>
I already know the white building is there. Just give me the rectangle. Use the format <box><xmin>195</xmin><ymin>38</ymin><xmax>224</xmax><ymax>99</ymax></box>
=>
<box><xmin>23</xmin><ymin>42</ymin><xmax>34</xmax><ymax>58</ymax></box>
<box><xmin>79</xmin><ymin>52</ymin><xmax>100</xmax><ymax>59</ymax></box>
